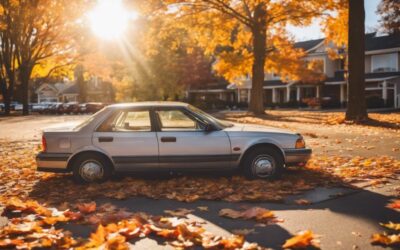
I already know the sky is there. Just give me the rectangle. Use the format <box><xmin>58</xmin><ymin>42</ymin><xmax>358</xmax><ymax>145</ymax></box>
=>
<box><xmin>290</xmin><ymin>0</ymin><xmax>381</xmax><ymax>41</ymax></box>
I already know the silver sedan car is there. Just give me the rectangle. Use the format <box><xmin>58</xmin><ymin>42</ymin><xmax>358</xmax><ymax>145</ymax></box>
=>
<box><xmin>36</xmin><ymin>102</ymin><xmax>312</xmax><ymax>183</ymax></box>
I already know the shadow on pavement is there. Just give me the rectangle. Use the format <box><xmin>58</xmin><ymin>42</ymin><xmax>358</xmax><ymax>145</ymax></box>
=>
<box><xmin>28</xmin><ymin>169</ymin><xmax>398</xmax><ymax>248</ymax></box>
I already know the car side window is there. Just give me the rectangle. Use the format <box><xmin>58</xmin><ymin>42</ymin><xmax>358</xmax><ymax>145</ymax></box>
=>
<box><xmin>157</xmin><ymin>109</ymin><xmax>203</xmax><ymax>131</ymax></box>
<box><xmin>97</xmin><ymin>110</ymin><xmax>151</xmax><ymax>132</ymax></box>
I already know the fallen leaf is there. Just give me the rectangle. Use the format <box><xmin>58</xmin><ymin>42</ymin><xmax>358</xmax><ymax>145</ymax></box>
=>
<box><xmin>371</xmin><ymin>233</ymin><xmax>400</xmax><ymax>246</ymax></box>
<box><xmin>164</xmin><ymin>208</ymin><xmax>193</xmax><ymax>217</ymax></box>
<box><xmin>387</xmin><ymin>200</ymin><xmax>400</xmax><ymax>210</ymax></box>
<box><xmin>283</xmin><ymin>230</ymin><xmax>320</xmax><ymax>249</ymax></box>
<box><xmin>380</xmin><ymin>222</ymin><xmax>400</xmax><ymax>231</ymax></box>
<box><xmin>77</xmin><ymin>202</ymin><xmax>96</xmax><ymax>214</ymax></box>
<box><xmin>294</xmin><ymin>199</ymin><xmax>312</xmax><ymax>205</ymax></box>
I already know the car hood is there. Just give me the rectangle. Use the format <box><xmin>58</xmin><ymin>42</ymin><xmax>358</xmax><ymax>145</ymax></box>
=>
<box><xmin>224</xmin><ymin>123</ymin><xmax>294</xmax><ymax>134</ymax></box>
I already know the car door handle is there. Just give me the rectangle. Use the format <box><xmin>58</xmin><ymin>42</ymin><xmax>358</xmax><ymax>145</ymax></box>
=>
<box><xmin>98</xmin><ymin>137</ymin><xmax>113</xmax><ymax>142</ymax></box>
<box><xmin>161</xmin><ymin>137</ymin><xmax>176</xmax><ymax>143</ymax></box>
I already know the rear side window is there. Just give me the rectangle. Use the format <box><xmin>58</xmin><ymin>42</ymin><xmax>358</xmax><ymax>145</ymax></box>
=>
<box><xmin>97</xmin><ymin>110</ymin><xmax>151</xmax><ymax>132</ymax></box>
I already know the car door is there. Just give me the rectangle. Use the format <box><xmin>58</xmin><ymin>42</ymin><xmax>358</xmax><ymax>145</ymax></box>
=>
<box><xmin>155</xmin><ymin>107</ymin><xmax>232</xmax><ymax>169</ymax></box>
<box><xmin>92</xmin><ymin>108</ymin><xmax>159</xmax><ymax>171</ymax></box>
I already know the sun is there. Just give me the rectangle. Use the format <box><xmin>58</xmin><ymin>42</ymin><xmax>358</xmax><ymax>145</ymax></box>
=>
<box><xmin>88</xmin><ymin>0</ymin><xmax>137</xmax><ymax>40</ymax></box>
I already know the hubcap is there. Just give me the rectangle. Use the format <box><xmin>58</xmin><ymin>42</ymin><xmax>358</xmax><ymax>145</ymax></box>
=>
<box><xmin>79</xmin><ymin>160</ymin><xmax>104</xmax><ymax>182</ymax></box>
<box><xmin>252</xmin><ymin>155</ymin><xmax>275</xmax><ymax>177</ymax></box>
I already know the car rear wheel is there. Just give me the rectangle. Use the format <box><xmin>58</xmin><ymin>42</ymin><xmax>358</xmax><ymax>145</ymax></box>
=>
<box><xmin>242</xmin><ymin>147</ymin><xmax>284</xmax><ymax>179</ymax></box>
<box><xmin>72</xmin><ymin>153</ymin><xmax>112</xmax><ymax>183</ymax></box>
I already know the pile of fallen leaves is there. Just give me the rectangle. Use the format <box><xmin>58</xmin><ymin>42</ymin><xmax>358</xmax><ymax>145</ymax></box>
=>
<box><xmin>1</xmin><ymin>141</ymin><xmax>399</xmax><ymax>206</ymax></box>
<box><xmin>307</xmin><ymin>155</ymin><xmax>400</xmax><ymax>185</ymax></box>
<box><xmin>0</xmin><ymin>197</ymin><xmax>261</xmax><ymax>249</ymax></box>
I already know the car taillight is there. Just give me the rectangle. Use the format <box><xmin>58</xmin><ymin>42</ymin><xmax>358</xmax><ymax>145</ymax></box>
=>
<box><xmin>42</xmin><ymin>135</ymin><xmax>47</xmax><ymax>152</ymax></box>
<box><xmin>295</xmin><ymin>137</ymin><xmax>306</xmax><ymax>149</ymax></box>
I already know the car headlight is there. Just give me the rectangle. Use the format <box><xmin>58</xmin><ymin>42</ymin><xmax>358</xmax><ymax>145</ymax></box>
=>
<box><xmin>295</xmin><ymin>137</ymin><xmax>306</xmax><ymax>148</ymax></box>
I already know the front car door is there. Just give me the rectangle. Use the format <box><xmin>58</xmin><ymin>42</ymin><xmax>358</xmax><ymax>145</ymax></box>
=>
<box><xmin>92</xmin><ymin>108</ymin><xmax>159</xmax><ymax>171</ymax></box>
<box><xmin>154</xmin><ymin>107</ymin><xmax>232</xmax><ymax>169</ymax></box>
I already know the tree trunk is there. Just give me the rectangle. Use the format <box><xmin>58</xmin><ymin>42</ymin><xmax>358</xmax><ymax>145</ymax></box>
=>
<box><xmin>249</xmin><ymin>3</ymin><xmax>267</xmax><ymax>115</ymax></box>
<box><xmin>346</xmin><ymin>0</ymin><xmax>368</xmax><ymax>121</ymax></box>
<box><xmin>0</xmin><ymin>78</ymin><xmax>11</xmax><ymax>115</ymax></box>
<box><xmin>20</xmin><ymin>65</ymin><xmax>32</xmax><ymax>116</ymax></box>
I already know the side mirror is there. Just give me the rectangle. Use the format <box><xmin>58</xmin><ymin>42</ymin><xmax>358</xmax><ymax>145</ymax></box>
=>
<box><xmin>204</xmin><ymin>123</ymin><xmax>215</xmax><ymax>132</ymax></box>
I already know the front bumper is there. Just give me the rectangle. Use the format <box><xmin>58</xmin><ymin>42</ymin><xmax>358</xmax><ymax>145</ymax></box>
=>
<box><xmin>284</xmin><ymin>148</ymin><xmax>312</xmax><ymax>166</ymax></box>
<box><xmin>36</xmin><ymin>152</ymin><xmax>71</xmax><ymax>172</ymax></box>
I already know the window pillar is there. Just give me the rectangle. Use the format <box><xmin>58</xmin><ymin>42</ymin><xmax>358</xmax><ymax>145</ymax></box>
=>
<box><xmin>316</xmin><ymin>86</ymin><xmax>320</xmax><ymax>98</ymax></box>
<box><xmin>382</xmin><ymin>80</ymin><xmax>388</xmax><ymax>104</ymax></box>
<box><xmin>286</xmin><ymin>87</ymin><xmax>291</xmax><ymax>102</ymax></box>
<box><xmin>272</xmin><ymin>88</ymin><xmax>277</xmax><ymax>103</ymax></box>
<box><xmin>296</xmin><ymin>87</ymin><xmax>301</xmax><ymax>101</ymax></box>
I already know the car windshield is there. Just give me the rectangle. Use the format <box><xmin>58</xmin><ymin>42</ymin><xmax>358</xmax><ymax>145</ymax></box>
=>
<box><xmin>188</xmin><ymin>105</ymin><xmax>233</xmax><ymax>128</ymax></box>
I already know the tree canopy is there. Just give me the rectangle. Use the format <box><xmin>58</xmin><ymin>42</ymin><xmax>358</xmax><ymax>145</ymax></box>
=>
<box><xmin>144</xmin><ymin>0</ymin><xmax>346</xmax><ymax>113</ymax></box>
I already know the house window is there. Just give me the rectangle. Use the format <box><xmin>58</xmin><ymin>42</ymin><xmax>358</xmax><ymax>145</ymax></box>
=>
<box><xmin>239</xmin><ymin>89</ymin><xmax>249</xmax><ymax>103</ymax></box>
<box><xmin>372</xmin><ymin>53</ymin><xmax>398</xmax><ymax>72</ymax></box>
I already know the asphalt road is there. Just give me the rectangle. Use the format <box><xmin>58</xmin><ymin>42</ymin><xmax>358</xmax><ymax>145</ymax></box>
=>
<box><xmin>0</xmin><ymin>114</ymin><xmax>399</xmax><ymax>249</ymax></box>
<box><xmin>56</xmin><ymin>184</ymin><xmax>399</xmax><ymax>249</ymax></box>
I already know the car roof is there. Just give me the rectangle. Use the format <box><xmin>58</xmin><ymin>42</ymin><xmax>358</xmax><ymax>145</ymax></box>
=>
<box><xmin>107</xmin><ymin>101</ymin><xmax>190</xmax><ymax>109</ymax></box>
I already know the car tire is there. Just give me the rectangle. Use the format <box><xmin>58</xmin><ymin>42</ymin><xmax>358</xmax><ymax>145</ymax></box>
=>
<box><xmin>72</xmin><ymin>153</ymin><xmax>113</xmax><ymax>183</ymax></box>
<box><xmin>242</xmin><ymin>147</ymin><xmax>284</xmax><ymax>180</ymax></box>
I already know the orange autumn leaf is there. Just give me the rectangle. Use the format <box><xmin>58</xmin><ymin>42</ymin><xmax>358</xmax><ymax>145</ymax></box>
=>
<box><xmin>295</xmin><ymin>199</ymin><xmax>312</xmax><ymax>205</ymax></box>
<box><xmin>77</xmin><ymin>202</ymin><xmax>96</xmax><ymax>214</ymax></box>
<box><xmin>219</xmin><ymin>235</ymin><xmax>245</xmax><ymax>249</ymax></box>
<box><xmin>283</xmin><ymin>230</ymin><xmax>320</xmax><ymax>249</ymax></box>
<box><xmin>387</xmin><ymin>200</ymin><xmax>400</xmax><ymax>210</ymax></box>
<box><xmin>380</xmin><ymin>222</ymin><xmax>400</xmax><ymax>231</ymax></box>
<box><xmin>63</xmin><ymin>210</ymin><xmax>83</xmax><ymax>221</ymax></box>
<box><xmin>371</xmin><ymin>233</ymin><xmax>400</xmax><ymax>246</ymax></box>
<box><xmin>219</xmin><ymin>207</ymin><xmax>280</xmax><ymax>223</ymax></box>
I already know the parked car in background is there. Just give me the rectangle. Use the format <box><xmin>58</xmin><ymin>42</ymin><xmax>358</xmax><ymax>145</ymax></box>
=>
<box><xmin>14</xmin><ymin>103</ymin><xmax>23</xmax><ymax>111</ymax></box>
<box><xmin>0</xmin><ymin>103</ymin><xmax>4</xmax><ymax>112</ymax></box>
<box><xmin>36</xmin><ymin>102</ymin><xmax>312</xmax><ymax>183</ymax></box>
<box><xmin>75</xmin><ymin>102</ymin><xmax>105</xmax><ymax>114</ymax></box>
<box><xmin>47</xmin><ymin>103</ymin><xmax>63</xmax><ymax>114</ymax></box>
<box><xmin>76</xmin><ymin>103</ymin><xmax>88</xmax><ymax>114</ymax></box>
<box><xmin>59</xmin><ymin>102</ymin><xmax>79</xmax><ymax>114</ymax></box>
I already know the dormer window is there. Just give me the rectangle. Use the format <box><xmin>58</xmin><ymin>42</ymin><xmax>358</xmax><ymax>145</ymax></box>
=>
<box><xmin>371</xmin><ymin>53</ymin><xmax>398</xmax><ymax>73</ymax></box>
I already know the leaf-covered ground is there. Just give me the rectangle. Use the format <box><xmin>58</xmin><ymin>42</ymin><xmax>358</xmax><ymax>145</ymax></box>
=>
<box><xmin>0</xmin><ymin>111</ymin><xmax>399</xmax><ymax>249</ymax></box>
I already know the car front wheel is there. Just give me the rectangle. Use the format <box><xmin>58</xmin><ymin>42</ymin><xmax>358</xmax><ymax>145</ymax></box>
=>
<box><xmin>72</xmin><ymin>153</ymin><xmax>112</xmax><ymax>183</ymax></box>
<box><xmin>242</xmin><ymin>147</ymin><xmax>284</xmax><ymax>179</ymax></box>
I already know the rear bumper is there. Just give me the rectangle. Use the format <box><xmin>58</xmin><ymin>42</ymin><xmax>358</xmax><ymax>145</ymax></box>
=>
<box><xmin>284</xmin><ymin>148</ymin><xmax>312</xmax><ymax>166</ymax></box>
<box><xmin>36</xmin><ymin>152</ymin><xmax>71</xmax><ymax>172</ymax></box>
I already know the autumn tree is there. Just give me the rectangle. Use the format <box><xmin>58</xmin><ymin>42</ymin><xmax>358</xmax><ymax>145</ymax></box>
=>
<box><xmin>377</xmin><ymin>0</ymin><xmax>400</xmax><ymax>34</ymax></box>
<box><xmin>0</xmin><ymin>2</ymin><xmax>17</xmax><ymax>115</ymax></box>
<box><xmin>148</xmin><ymin>1</ymin><xmax>341</xmax><ymax>114</ymax></box>
<box><xmin>0</xmin><ymin>0</ymin><xmax>86</xmax><ymax>115</ymax></box>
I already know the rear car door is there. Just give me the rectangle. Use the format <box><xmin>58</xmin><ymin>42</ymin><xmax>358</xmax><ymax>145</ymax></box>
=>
<box><xmin>92</xmin><ymin>108</ymin><xmax>159</xmax><ymax>171</ymax></box>
<box><xmin>155</xmin><ymin>107</ymin><xmax>232</xmax><ymax>169</ymax></box>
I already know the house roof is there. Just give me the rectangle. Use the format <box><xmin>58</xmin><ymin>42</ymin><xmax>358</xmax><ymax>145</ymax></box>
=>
<box><xmin>294</xmin><ymin>33</ymin><xmax>400</xmax><ymax>53</ymax></box>
<box><xmin>365</xmin><ymin>33</ymin><xmax>400</xmax><ymax>51</ymax></box>
<box><xmin>294</xmin><ymin>38</ymin><xmax>324</xmax><ymax>51</ymax></box>
<box><xmin>61</xmin><ymin>84</ymin><xmax>79</xmax><ymax>95</ymax></box>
